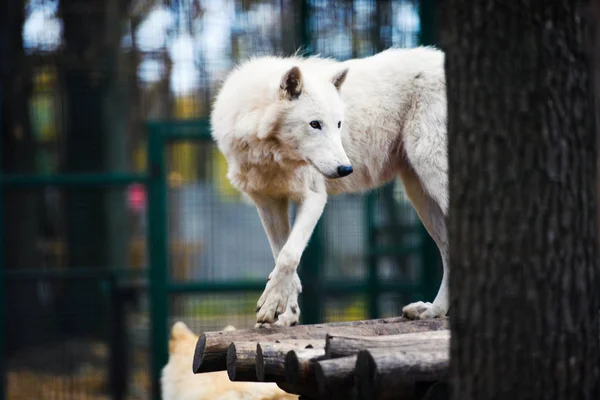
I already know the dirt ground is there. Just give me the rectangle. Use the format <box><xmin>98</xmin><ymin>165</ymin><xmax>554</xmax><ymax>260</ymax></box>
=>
<box><xmin>7</xmin><ymin>340</ymin><xmax>151</xmax><ymax>400</ymax></box>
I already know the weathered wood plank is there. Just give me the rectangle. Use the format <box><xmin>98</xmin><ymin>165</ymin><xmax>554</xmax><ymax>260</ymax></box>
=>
<box><xmin>354</xmin><ymin>347</ymin><xmax>449</xmax><ymax>400</ymax></box>
<box><xmin>326</xmin><ymin>330</ymin><xmax>450</xmax><ymax>358</ymax></box>
<box><xmin>193</xmin><ymin>317</ymin><xmax>448</xmax><ymax>373</ymax></box>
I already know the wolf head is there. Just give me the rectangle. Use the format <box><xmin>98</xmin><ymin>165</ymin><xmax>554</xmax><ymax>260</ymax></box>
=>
<box><xmin>257</xmin><ymin>64</ymin><xmax>353</xmax><ymax>179</ymax></box>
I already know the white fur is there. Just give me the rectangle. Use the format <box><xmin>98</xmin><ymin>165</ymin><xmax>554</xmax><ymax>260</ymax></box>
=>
<box><xmin>211</xmin><ymin>47</ymin><xmax>449</xmax><ymax>326</ymax></box>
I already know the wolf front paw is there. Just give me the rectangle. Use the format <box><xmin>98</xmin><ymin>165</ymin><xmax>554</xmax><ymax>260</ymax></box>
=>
<box><xmin>254</xmin><ymin>302</ymin><xmax>300</xmax><ymax>328</ymax></box>
<box><xmin>402</xmin><ymin>301</ymin><xmax>445</xmax><ymax>320</ymax></box>
<box><xmin>255</xmin><ymin>272</ymin><xmax>301</xmax><ymax>327</ymax></box>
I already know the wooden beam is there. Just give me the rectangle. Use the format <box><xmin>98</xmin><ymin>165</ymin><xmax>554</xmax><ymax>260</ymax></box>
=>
<box><xmin>354</xmin><ymin>347</ymin><xmax>449</xmax><ymax>400</ymax></box>
<box><xmin>326</xmin><ymin>330</ymin><xmax>450</xmax><ymax>358</ymax></box>
<box><xmin>193</xmin><ymin>317</ymin><xmax>448</xmax><ymax>373</ymax></box>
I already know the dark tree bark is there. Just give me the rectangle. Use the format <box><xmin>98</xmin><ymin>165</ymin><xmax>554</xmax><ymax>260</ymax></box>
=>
<box><xmin>1</xmin><ymin>0</ymin><xmax>48</xmax><ymax>352</ymax></box>
<box><xmin>443</xmin><ymin>1</ymin><xmax>600</xmax><ymax>399</ymax></box>
<box><xmin>592</xmin><ymin>0</ymin><xmax>600</xmax><ymax>238</ymax></box>
<box><xmin>57</xmin><ymin>0</ymin><xmax>131</xmax><ymax>337</ymax></box>
<box><xmin>57</xmin><ymin>0</ymin><xmax>110</xmax><ymax>338</ymax></box>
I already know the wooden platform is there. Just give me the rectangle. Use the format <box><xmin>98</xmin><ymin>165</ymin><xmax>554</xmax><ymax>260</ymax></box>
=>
<box><xmin>192</xmin><ymin>317</ymin><xmax>450</xmax><ymax>400</ymax></box>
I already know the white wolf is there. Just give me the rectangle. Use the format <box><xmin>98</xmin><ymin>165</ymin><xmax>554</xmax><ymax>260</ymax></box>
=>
<box><xmin>211</xmin><ymin>47</ymin><xmax>448</xmax><ymax>327</ymax></box>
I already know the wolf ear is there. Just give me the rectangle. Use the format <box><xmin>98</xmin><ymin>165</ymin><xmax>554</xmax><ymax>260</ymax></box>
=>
<box><xmin>331</xmin><ymin>68</ymin><xmax>349</xmax><ymax>91</ymax></box>
<box><xmin>170</xmin><ymin>321</ymin><xmax>194</xmax><ymax>340</ymax></box>
<box><xmin>280</xmin><ymin>66</ymin><xmax>303</xmax><ymax>100</ymax></box>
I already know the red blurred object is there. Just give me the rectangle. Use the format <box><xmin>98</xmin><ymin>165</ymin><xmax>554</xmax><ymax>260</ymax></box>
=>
<box><xmin>127</xmin><ymin>183</ymin><xmax>147</xmax><ymax>212</ymax></box>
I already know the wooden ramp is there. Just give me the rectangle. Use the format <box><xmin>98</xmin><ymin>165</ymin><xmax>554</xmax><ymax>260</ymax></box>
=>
<box><xmin>192</xmin><ymin>317</ymin><xmax>450</xmax><ymax>400</ymax></box>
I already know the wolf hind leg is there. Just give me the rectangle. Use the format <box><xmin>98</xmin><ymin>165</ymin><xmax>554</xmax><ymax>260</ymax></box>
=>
<box><xmin>398</xmin><ymin>164</ymin><xmax>449</xmax><ymax>320</ymax></box>
<box><xmin>397</xmin><ymin>94</ymin><xmax>449</xmax><ymax>319</ymax></box>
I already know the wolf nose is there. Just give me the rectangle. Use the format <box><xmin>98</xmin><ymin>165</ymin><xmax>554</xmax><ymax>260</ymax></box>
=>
<box><xmin>337</xmin><ymin>165</ymin><xmax>353</xmax><ymax>177</ymax></box>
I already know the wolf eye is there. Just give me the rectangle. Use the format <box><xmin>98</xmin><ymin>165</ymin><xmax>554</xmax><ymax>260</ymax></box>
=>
<box><xmin>309</xmin><ymin>121</ymin><xmax>321</xmax><ymax>130</ymax></box>
<box><xmin>338</xmin><ymin>121</ymin><xmax>341</xmax><ymax>129</ymax></box>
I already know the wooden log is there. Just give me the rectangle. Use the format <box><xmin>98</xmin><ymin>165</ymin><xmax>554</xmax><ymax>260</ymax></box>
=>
<box><xmin>315</xmin><ymin>356</ymin><xmax>438</xmax><ymax>400</ymax></box>
<box><xmin>226</xmin><ymin>342</ymin><xmax>258</xmax><ymax>382</ymax></box>
<box><xmin>193</xmin><ymin>317</ymin><xmax>448</xmax><ymax>373</ymax></box>
<box><xmin>314</xmin><ymin>355</ymin><xmax>357</xmax><ymax>400</ymax></box>
<box><xmin>256</xmin><ymin>340</ymin><xmax>323</xmax><ymax>382</ymax></box>
<box><xmin>326</xmin><ymin>330</ymin><xmax>450</xmax><ymax>358</ymax></box>
<box><xmin>284</xmin><ymin>347</ymin><xmax>326</xmax><ymax>387</ymax></box>
<box><xmin>312</xmin><ymin>329</ymin><xmax>450</xmax><ymax>397</ymax></box>
<box><xmin>354</xmin><ymin>347</ymin><xmax>449</xmax><ymax>400</ymax></box>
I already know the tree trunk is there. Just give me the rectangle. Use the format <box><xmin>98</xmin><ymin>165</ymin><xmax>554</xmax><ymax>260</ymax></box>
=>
<box><xmin>103</xmin><ymin>0</ymin><xmax>131</xmax><ymax>298</ymax></box>
<box><xmin>57</xmin><ymin>0</ymin><xmax>131</xmax><ymax>337</ymax></box>
<box><xmin>443</xmin><ymin>1</ymin><xmax>600</xmax><ymax>399</ymax></box>
<box><xmin>591</xmin><ymin>0</ymin><xmax>600</xmax><ymax>241</ymax></box>
<box><xmin>1</xmin><ymin>0</ymin><xmax>48</xmax><ymax>353</ymax></box>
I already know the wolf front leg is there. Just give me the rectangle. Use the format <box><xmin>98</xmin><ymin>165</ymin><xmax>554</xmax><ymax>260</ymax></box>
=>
<box><xmin>251</xmin><ymin>195</ymin><xmax>291</xmax><ymax>262</ymax></box>
<box><xmin>255</xmin><ymin>188</ymin><xmax>327</xmax><ymax>327</ymax></box>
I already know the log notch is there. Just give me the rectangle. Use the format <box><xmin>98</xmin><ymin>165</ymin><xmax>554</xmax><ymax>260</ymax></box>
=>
<box><xmin>256</xmin><ymin>340</ymin><xmax>322</xmax><ymax>382</ymax></box>
<box><xmin>354</xmin><ymin>347</ymin><xmax>449</xmax><ymax>400</ymax></box>
<box><xmin>193</xmin><ymin>317</ymin><xmax>448</xmax><ymax>373</ymax></box>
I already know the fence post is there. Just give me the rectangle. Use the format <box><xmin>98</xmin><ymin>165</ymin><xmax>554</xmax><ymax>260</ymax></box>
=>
<box><xmin>419</xmin><ymin>224</ymin><xmax>443</xmax><ymax>302</ymax></box>
<box><xmin>418</xmin><ymin>0</ymin><xmax>443</xmax><ymax>302</ymax></box>
<box><xmin>299</xmin><ymin>217</ymin><xmax>324</xmax><ymax>325</ymax></box>
<box><xmin>418</xmin><ymin>0</ymin><xmax>439</xmax><ymax>47</ymax></box>
<box><xmin>108</xmin><ymin>274</ymin><xmax>127</xmax><ymax>400</ymax></box>
<box><xmin>300</xmin><ymin>0</ymin><xmax>312</xmax><ymax>55</ymax></box>
<box><xmin>147</xmin><ymin>124</ymin><xmax>169</xmax><ymax>400</ymax></box>
<box><xmin>296</xmin><ymin>0</ymin><xmax>323</xmax><ymax>324</ymax></box>
<box><xmin>365</xmin><ymin>192</ymin><xmax>379</xmax><ymax>319</ymax></box>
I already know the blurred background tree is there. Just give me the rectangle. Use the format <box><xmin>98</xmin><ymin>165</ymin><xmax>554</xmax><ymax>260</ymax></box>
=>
<box><xmin>1</xmin><ymin>0</ymin><xmax>46</xmax><ymax>352</ymax></box>
<box><xmin>57</xmin><ymin>0</ymin><xmax>133</xmax><ymax>337</ymax></box>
